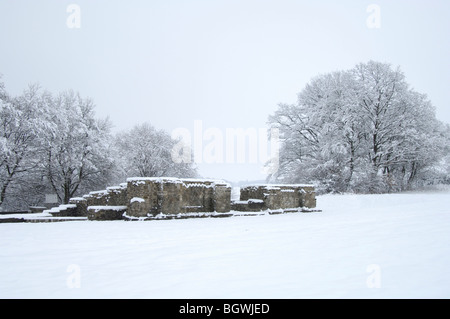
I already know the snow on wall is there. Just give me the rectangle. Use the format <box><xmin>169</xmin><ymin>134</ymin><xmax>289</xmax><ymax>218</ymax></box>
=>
<box><xmin>130</xmin><ymin>197</ymin><xmax>145</xmax><ymax>204</ymax></box>
<box><xmin>238</xmin><ymin>184</ymin><xmax>316</xmax><ymax>210</ymax></box>
<box><xmin>126</xmin><ymin>177</ymin><xmax>232</xmax><ymax>217</ymax></box>
<box><xmin>87</xmin><ymin>206</ymin><xmax>128</xmax><ymax>213</ymax></box>
<box><xmin>126</xmin><ymin>177</ymin><xmax>231</xmax><ymax>188</ymax></box>
<box><xmin>43</xmin><ymin>204</ymin><xmax>77</xmax><ymax>214</ymax></box>
<box><xmin>45</xmin><ymin>177</ymin><xmax>316</xmax><ymax>221</ymax></box>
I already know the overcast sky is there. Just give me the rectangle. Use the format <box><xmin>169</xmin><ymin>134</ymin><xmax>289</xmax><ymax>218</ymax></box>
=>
<box><xmin>1</xmin><ymin>0</ymin><xmax>449</xmax><ymax>183</ymax></box>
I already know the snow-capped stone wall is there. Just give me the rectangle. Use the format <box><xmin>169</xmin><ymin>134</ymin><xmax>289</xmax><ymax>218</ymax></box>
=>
<box><xmin>67</xmin><ymin>183</ymin><xmax>128</xmax><ymax>217</ymax></box>
<box><xmin>87</xmin><ymin>205</ymin><xmax>127</xmax><ymax>221</ymax></box>
<box><xmin>235</xmin><ymin>184</ymin><xmax>316</xmax><ymax>211</ymax></box>
<box><xmin>126</xmin><ymin>177</ymin><xmax>231</xmax><ymax>218</ymax></box>
<box><xmin>47</xmin><ymin>177</ymin><xmax>317</xmax><ymax>220</ymax></box>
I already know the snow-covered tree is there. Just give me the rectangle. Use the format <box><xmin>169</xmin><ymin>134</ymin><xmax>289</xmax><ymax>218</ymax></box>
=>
<box><xmin>0</xmin><ymin>83</ymin><xmax>50</xmax><ymax>209</ymax></box>
<box><xmin>268</xmin><ymin>61</ymin><xmax>448</xmax><ymax>193</ymax></box>
<box><xmin>42</xmin><ymin>90</ymin><xmax>115</xmax><ymax>204</ymax></box>
<box><xmin>268</xmin><ymin>70</ymin><xmax>364</xmax><ymax>192</ymax></box>
<box><xmin>1</xmin><ymin>76</ymin><xmax>199</xmax><ymax>210</ymax></box>
<box><xmin>351</xmin><ymin>61</ymin><xmax>444</xmax><ymax>192</ymax></box>
<box><xmin>115</xmin><ymin>122</ymin><xmax>198</xmax><ymax>179</ymax></box>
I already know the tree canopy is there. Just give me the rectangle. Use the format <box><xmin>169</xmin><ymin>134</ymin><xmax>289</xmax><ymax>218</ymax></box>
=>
<box><xmin>268</xmin><ymin>61</ymin><xmax>450</xmax><ymax>193</ymax></box>
<box><xmin>0</xmin><ymin>81</ymin><xmax>196</xmax><ymax>211</ymax></box>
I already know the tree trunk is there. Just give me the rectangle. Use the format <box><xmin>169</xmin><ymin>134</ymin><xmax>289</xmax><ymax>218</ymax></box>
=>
<box><xmin>0</xmin><ymin>182</ymin><xmax>9</xmax><ymax>207</ymax></box>
<box><xmin>407</xmin><ymin>162</ymin><xmax>417</xmax><ymax>190</ymax></box>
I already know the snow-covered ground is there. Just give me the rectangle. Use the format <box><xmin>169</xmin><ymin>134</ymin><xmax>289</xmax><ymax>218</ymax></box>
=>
<box><xmin>1</xmin><ymin>190</ymin><xmax>450</xmax><ymax>299</ymax></box>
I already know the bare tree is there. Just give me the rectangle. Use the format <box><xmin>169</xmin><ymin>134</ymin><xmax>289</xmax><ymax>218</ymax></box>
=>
<box><xmin>115</xmin><ymin>122</ymin><xmax>198</xmax><ymax>179</ymax></box>
<box><xmin>268</xmin><ymin>61</ymin><xmax>448</xmax><ymax>193</ymax></box>
<box><xmin>42</xmin><ymin>90</ymin><xmax>114</xmax><ymax>203</ymax></box>
<box><xmin>0</xmin><ymin>83</ymin><xmax>49</xmax><ymax>209</ymax></box>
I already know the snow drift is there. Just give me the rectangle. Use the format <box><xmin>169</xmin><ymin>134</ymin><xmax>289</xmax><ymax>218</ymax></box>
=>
<box><xmin>1</xmin><ymin>190</ymin><xmax>449</xmax><ymax>298</ymax></box>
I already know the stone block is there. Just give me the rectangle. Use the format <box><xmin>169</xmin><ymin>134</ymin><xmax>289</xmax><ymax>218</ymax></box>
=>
<box><xmin>87</xmin><ymin>206</ymin><xmax>127</xmax><ymax>221</ymax></box>
<box><xmin>126</xmin><ymin>178</ymin><xmax>160</xmax><ymax>217</ymax></box>
<box><xmin>106</xmin><ymin>184</ymin><xmax>128</xmax><ymax>206</ymax></box>
<box><xmin>238</xmin><ymin>184</ymin><xmax>316</xmax><ymax>210</ymax></box>
<box><xmin>68</xmin><ymin>197</ymin><xmax>88</xmax><ymax>216</ymax></box>
<box><xmin>160</xmin><ymin>179</ymin><xmax>184</xmax><ymax>215</ymax></box>
<box><xmin>183</xmin><ymin>180</ymin><xmax>210</xmax><ymax>212</ymax></box>
<box><xmin>300</xmin><ymin>186</ymin><xmax>316</xmax><ymax>208</ymax></box>
<box><xmin>83</xmin><ymin>190</ymin><xmax>110</xmax><ymax>209</ymax></box>
<box><xmin>125</xmin><ymin>177</ymin><xmax>232</xmax><ymax>217</ymax></box>
<box><xmin>231</xmin><ymin>199</ymin><xmax>265</xmax><ymax>212</ymax></box>
<box><xmin>46</xmin><ymin>204</ymin><xmax>78</xmax><ymax>217</ymax></box>
<box><xmin>213</xmin><ymin>183</ymin><xmax>231</xmax><ymax>213</ymax></box>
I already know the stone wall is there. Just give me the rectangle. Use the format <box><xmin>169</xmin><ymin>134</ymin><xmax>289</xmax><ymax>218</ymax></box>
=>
<box><xmin>126</xmin><ymin>177</ymin><xmax>232</xmax><ymax>218</ymax></box>
<box><xmin>213</xmin><ymin>182</ymin><xmax>232</xmax><ymax>213</ymax></box>
<box><xmin>230</xmin><ymin>199</ymin><xmax>265</xmax><ymax>212</ymax></box>
<box><xmin>67</xmin><ymin>183</ymin><xmax>128</xmax><ymax>217</ymax></box>
<box><xmin>87</xmin><ymin>206</ymin><xmax>127</xmax><ymax>221</ymax></box>
<box><xmin>47</xmin><ymin>178</ymin><xmax>317</xmax><ymax>221</ymax></box>
<box><xmin>234</xmin><ymin>184</ymin><xmax>316</xmax><ymax>211</ymax></box>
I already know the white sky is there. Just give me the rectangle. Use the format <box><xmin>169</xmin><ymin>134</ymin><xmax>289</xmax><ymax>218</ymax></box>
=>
<box><xmin>1</xmin><ymin>0</ymin><xmax>449</xmax><ymax>182</ymax></box>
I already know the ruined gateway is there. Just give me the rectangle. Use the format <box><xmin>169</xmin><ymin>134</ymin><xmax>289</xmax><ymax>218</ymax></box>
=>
<box><xmin>46</xmin><ymin>177</ymin><xmax>318</xmax><ymax>221</ymax></box>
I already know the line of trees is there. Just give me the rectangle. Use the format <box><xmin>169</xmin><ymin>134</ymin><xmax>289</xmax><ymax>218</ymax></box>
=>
<box><xmin>0</xmin><ymin>79</ymin><xmax>197</xmax><ymax>211</ymax></box>
<box><xmin>2</xmin><ymin>61</ymin><xmax>449</xmax><ymax>209</ymax></box>
<box><xmin>267</xmin><ymin>61</ymin><xmax>450</xmax><ymax>193</ymax></box>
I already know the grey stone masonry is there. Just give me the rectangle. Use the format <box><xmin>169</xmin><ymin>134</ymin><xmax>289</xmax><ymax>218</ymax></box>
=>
<box><xmin>213</xmin><ymin>182</ymin><xmax>232</xmax><ymax>213</ymax></box>
<box><xmin>68</xmin><ymin>183</ymin><xmax>128</xmax><ymax>217</ymax></box>
<box><xmin>45</xmin><ymin>177</ymin><xmax>317</xmax><ymax>221</ymax></box>
<box><xmin>235</xmin><ymin>184</ymin><xmax>316</xmax><ymax>211</ymax></box>
<box><xmin>87</xmin><ymin>206</ymin><xmax>127</xmax><ymax>221</ymax></box>
<box><xmin>126</xmin><ymin>177</ymin><xmax>232</xmax><ymax>217</ymax></box>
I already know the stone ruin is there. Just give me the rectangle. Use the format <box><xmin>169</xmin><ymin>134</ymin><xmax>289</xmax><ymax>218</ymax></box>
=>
<box><xmin>126</xmin><ymin>177</ymin><xmax>232</xmax><ymax>219</ymax></box>
<box><xmin>232</xmin><ymin>184</ymin><xmax>316</xmax><ymax>213</ymax></box>
<box><xmin>45</xmin><ymin>177</ymin><xmax>318</xmax><ymax>221</ymax></box>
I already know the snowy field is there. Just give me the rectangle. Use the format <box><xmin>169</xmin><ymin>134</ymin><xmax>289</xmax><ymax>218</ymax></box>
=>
<box><xmin>1</xmin><ymin>190</ymin><xmax>450</xmax><ymax>299</ymax></box>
